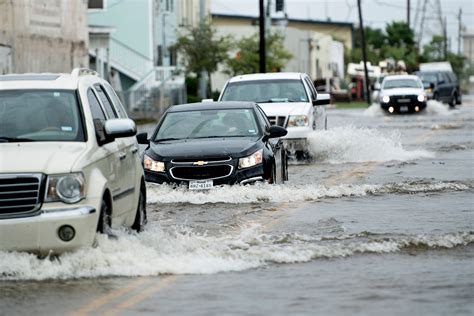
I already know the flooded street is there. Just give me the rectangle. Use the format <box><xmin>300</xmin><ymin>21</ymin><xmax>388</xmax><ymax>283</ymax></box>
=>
<box><xmin>1</xmin><ymin>100</ymin><xmax>473</xmax><ymax>315</ymax></box>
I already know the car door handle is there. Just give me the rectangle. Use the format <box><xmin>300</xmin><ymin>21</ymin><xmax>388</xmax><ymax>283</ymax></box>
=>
<box><xmin>131</xmin><ymin>147</ymin><xmax>138</xmax><ymax>154</ymax></box>
<box><xmin>119</xmin><ymin>152</ymin><xmax>127</xmax><ymax>160</ymax></box>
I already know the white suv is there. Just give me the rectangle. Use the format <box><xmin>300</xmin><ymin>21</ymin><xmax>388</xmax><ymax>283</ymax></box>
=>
<box><xmin>219</xmin><ymin>72</ymin><xmax>329</xmax><ymax>159</ymax></box>
<box><xmin>0</xmin><ymin>69</ymin><xmax>146</xmax><ymax>255</ymax></box>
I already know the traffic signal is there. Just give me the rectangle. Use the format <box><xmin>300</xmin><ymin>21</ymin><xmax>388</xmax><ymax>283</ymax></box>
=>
<box><xmin>275</xmin><ymin>0</ymin><xmax>284</xmax><ymax>12</ymax></box>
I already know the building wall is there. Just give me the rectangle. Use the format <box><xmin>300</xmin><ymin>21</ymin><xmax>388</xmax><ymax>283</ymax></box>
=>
<box><xmin>0</xmin><ymin>0</ymin><xmax>88</xmax><ymax>74</ymax></box>
<box><xmin>463</xmin><ymin>33</ymin><xmax>474</xmax><ymax>65</ymax></box>
<box><xmin>287</xmin><ymin>21</ymin><xmax>353</xmax><ymax>51</ymax></box>
<box><xmin>211</xmin><ymin>16</ymin><xmax>348</xmax><ymax>92</ymax></box>
<box><xmin>88</xmin><ymin>0</ymin><xmax>153</xmax><ymax>60</ymax></box>
<box><xmin>176</xmin><ymin>0</ymin><xmax>211</xmax><ymax>28</ymax></box>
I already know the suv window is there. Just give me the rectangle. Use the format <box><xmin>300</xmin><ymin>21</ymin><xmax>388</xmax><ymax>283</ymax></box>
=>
<box><xmin>437</xmin><ymin>73</ymin><xmax>445</xmax><ymax>83</ymax></box>
<box><xmin>0</xmin><ymin>90</ymin><xmax>85</xmax><ymax>142</ymax></box>
<box><xmin>221</xmin><ymin>79</ymin><xmax>309</xmax><ymax>103</ymax></box>
<box><xmin>94</xmin><ymin>84</ymin><xmax>117</xmax><ymax>119</ymax></box>
<box><xmin>87</xmin><ymin>89</ymin><xmax>106</xmax><ymax>120</ymax></box>
<box><xmin>303</xmin><ymin>77</ymin><xmax>317</xmax><ymax>101</ymax></box>
<box><xmin>103</xmin><ymin>83</ymin><xmax>128</xmax><ymax>119</ymax></box>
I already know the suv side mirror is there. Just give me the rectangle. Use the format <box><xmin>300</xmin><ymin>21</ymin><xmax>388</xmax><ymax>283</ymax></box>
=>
<box><xmin>104</xmin><ymin>119</ymin><xmax>136</xmax><ymax>140</ymax></box>
<box><xmin>136</xmin><ymin>132</ymin><xmax>149</xmax><ymax>144</ymax></box>
<box><xmin>313</xmin><ymin>93</ymin><xmax>331</xmax><ymax>106</ymax></box>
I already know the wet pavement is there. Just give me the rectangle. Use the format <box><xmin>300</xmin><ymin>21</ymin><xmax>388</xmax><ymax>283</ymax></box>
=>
<box><xmin>1</xmin><ymin>100</ymin><xmax>473</xmax><ymax>315</ymax></box>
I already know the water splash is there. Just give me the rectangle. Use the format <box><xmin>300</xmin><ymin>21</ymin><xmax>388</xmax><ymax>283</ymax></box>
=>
<box><xmin>1</xmin><ymin>227</ymin><xmax>472</xmax><ymax>280</ymax></box>
<box><xmin>307</xmin><ymin>126</ymin><xmax>433</xmax><ymax>163</ymax></box>
<box><xmin>145</xmin><ymin>180</ymin><xmax>470</xmax><ymax>205</ymax></box>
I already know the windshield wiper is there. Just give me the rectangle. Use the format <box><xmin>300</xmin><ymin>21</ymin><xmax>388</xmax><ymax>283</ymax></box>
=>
<box><xmin>0</xmin><ymin>137</ymin><xmax>36</xmax><ymax>143</ymax></box>
<box><xmin>154</xmin><ymin>138</ymin><xmax>181</xmax><ymax>142</ymax></box>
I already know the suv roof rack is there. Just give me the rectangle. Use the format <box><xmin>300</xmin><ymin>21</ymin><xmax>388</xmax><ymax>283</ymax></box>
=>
<box><xmin>71</xmin><ymin>68</ymin><xmax>99</xmax><ymax>77</ymax></box>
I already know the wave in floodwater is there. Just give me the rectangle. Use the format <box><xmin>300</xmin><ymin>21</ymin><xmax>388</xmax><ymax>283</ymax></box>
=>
<box><xmin>307</xmin><ymin>126</ymin><xmax>433</xmax><ymax>163</ymax></box>
<box><xmin>146</xmin><ymin>180</ymin><xmax>470</xmax><ymax>205</ymax></box>
<box><xmin>1</xmin><ymin>226</ymin><xmax>472</xmax><ymax>281</ymax></box>
<box><xmin>363</xmin><ymin>100</ymin><xmax>452</xmax><ymax>117</ymax></box>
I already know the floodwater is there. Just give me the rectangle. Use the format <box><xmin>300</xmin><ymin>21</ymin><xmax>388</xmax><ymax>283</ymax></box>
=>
<box><xmin>1</xmin><ymin>100</ymin><xmax>473</xmax><ymax>315</ymax></box>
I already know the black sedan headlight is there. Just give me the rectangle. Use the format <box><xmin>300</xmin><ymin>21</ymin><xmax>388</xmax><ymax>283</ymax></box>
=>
<box><xmin>45</xmin><ymin>173</ymin><xmax>85</xmax><ymax>204</ymax></box>
<box><xmin>143</xmin><ymin>154</ymin><xmax>165</xmax><ymax>172</ymax></box>
<box><xmin>238</xmin><ymin>149</ymin><xmax>263</xmax><ymax>169</ymax></box>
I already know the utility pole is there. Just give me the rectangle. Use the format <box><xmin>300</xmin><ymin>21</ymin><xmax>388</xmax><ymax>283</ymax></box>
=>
<box><xmin>198</xmin><ymin>0</ymin><xmax>207</xmax><ymax>98</ymax></box>
<box><xmin>259</xmin><ymin>0</ymin><xmax>266</xmax><ymax>73</ymax></box>
<box><xmin>457</xmin><ymin>8</ymin><xmax>462</xmax><ymax>55</ymax></box>
<box><xmin>443</xmin><ymin>16</ymin><xmax>448</xmax><ymax>59</ymax></box>
<box><xmin>407</xmin><ymin>0</ymin><xmax>410</xmax><ymax>28</ymax></box>
<box><xmin>357</xmin><ymin>0</ymin><xmax>370</xmax><ymax>106</ymax></box>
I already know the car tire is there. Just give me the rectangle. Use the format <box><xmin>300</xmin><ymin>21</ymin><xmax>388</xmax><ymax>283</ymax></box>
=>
<box><xmin>268</xmin><ymin>164</ymin><xmax>276</xmax><ymax>184</ymax></box>
<box><xmin>449</xmin><ymin>94</ymin><xmax>456</xmax><ymax>108</ymax></box>
<box><xmin>455</xmin><ymin>92</ymin><xmax>462</xmax><ymax>105</ymax></box>
<box><xmin>282</xmin><ymin>150</ymin><xmax>289</xmax><ymax>182</ymax></box>
<box><xmin>97</xmin><ymin>199</ymin><xmax>112</xmax><ymax>235</ymax></box>
<box><xmin>131</xmin><ymin>188</ymin><xmax>147</xmax><ymax>232</ymax></box>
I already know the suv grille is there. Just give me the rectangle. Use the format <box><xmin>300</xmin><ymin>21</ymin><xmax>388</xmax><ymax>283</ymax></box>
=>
<box><xmin>0</xmin><ymin>174</ymin><xmax>44</xmax><ymax>217</ymax></box>
<box><xmin>267</xmin><ymin>116</ymin><xmax>286</xmax><ymax>127</ymax></box>
<box><xmin>170</xmin><ymin>165</ymin><xmax>233</xmax><ymax>180</ymax></box>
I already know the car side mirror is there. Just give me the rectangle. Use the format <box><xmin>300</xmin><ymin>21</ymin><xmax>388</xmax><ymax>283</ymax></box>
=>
<box><xmin>264</xmin><ymin>125</ymin><xmax>287</xmax><ymax>140</ymax></box>
<box><xmin>313</xmin><ymin>93</ymin><xmax>331</xmax><ymax>106</ymax></box>
<box><xmin>136</xmin><ymin>132</ymin><xmax>149</xmax><ymax>144</ymax></box>
<box><xmin>104</xmin><ymin>118</ymin><xmax>136</xmax><ymax>140</ymax></box>
<box><xmin>438</xmin><ymin>80</ymin><xmax>445</xmax><ymax>85</ymax></box>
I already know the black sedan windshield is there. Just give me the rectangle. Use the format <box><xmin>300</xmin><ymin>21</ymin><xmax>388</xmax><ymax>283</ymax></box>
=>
<box><xmin>0</xmin><ymin>90</ymin><xmax>85</xmax><ymax>142</ymax></box>
<box><xmin>154</xmin><ymin>108</ymin><xmax>260</xmax><ymax>141</ymax></box>
<box><xmin>221</xmin><ymin>79</ymin><xmax>309</xmax><ymax>103</ymax></box>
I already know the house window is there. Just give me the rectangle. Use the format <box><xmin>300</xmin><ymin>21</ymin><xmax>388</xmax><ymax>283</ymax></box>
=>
<box><xmin>88</xmin><ymin>0</ymin><xmax>106</xmax><ymax>10</ymax></box>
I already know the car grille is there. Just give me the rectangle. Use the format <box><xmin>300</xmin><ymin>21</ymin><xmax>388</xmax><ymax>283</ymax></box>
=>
<box><xmin>171</xmin><ymin>156</ymin><xmax>232</xmax><ymax>164</ymax></box>
<box><xmin>170</xmin><ymin>165</ymin><xmax>233</xmax><ymax>180</ymax></box>
<box><xmin>267</xmin><ymin>116</ymin><xmax>286</xmax><ymax>127</ymax></box>
<box><xmin>392</xmin><ymin>95</ymin><xmax>417</xmax><ymax>103</ymax></box>
<box><xmin>0</xmin><ymin>174</ymin><xmax>44</xmax><ymax>218</ymax></box>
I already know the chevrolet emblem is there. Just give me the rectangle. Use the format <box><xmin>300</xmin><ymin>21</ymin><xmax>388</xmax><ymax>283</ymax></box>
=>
<box><xmin>193</xmin><ymin>161</ymin><xmax>208</xmax><ymax>166</ymax></box>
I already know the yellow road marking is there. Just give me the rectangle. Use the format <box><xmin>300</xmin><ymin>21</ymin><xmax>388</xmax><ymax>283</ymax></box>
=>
<box><xmin>102</xmin><ymin>276</ymin><xmax>177</xmax><ymax>316</ymax></box>
<box><xmin>71</xmin><ymin>277</ymin><xmax>151</xmax><ymax>316</ymax></box>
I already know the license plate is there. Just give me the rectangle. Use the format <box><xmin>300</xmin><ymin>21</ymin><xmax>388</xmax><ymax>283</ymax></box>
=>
<box><xmin>400</xmin><ymin>106</ymin><xmax>408</xmax><ymax>112</ymax></box>
<box><xmin>397</xmin><ymin>98</ymin><xmax>410</xmax><ymax>103</ymax></box>
<box><xmin>189</xmin><ymin>180</ymin><xmax>213</xmax><ymax>190</ymax></box>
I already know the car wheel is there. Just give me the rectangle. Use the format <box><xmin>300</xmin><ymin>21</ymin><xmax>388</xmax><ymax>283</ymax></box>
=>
<box><xmin>449</xmin><ymin>94</ymin><xmax>456</xmax><ymax>108</ymax></box>
<box><xmin>455</xmin><ymin>92</ymin><xmax>462</xmax><ymax>105</ymax></box>
<box><xmin>97</xmin><ymin>199</ymin><xmax>112</xmax><ymax>235</ymax></box>
<box><xmin>131</xmin><ymin>188</ymin><xmax>147</xmax><ymax>232</ymax></box>
<box><xmin>281</xmin><ymin>150</ymin><xmax>289</xmax><ymax>182</ymax></box>
<box><xmin>267</xmin><ymin>164</ymin><xmax>276</xmax><ymax>184</ymax></box>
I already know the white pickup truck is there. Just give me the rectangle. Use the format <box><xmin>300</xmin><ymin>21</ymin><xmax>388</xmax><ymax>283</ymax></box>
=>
<box><xmin>219</xmin><ymin>72</ymin><xmax>329</xmax><ymax>159</ymax></box>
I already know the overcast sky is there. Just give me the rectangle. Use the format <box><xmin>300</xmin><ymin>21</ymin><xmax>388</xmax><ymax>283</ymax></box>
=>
<box><xmin>211</xmin><ymin>0</ymin><xmax>474</xmax><ymax>53</ymax></box>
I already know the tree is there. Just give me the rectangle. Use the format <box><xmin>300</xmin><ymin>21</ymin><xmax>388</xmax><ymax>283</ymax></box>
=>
<box><xmin>224</xmin><ymin>32</ymin><xmax>292</xmax><ymax>76</ymax></box>
<box><xmin>174</xmin><ymin>22</ymin><xmax>232</xmax><ymax>93</ymax></box>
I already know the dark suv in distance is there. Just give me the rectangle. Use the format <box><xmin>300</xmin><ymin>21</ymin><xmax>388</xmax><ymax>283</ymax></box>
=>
<box><xmin>415</xmin><ymin>71</ymin><xmax>462</xmax><ymax>107</ymax></box>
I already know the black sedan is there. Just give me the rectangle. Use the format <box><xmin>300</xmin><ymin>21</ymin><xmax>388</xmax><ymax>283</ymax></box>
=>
<box><xmin>137</xmin><ymin>101</ymin><xmax>288</xmax><ymax>189</ymax></box>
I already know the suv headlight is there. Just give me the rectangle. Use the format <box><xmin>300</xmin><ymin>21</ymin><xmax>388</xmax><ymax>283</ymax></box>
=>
<box><xmin>143</xmin><ymin>154</ymin><xmax>165</xmax><ymax>172</ymax></box>
<box><xmin>239</xmin><ymin>149</ymin><xmax>263</xmax><ymax>169</ymax></box>
<box><xmin>46</xmin><ymin>173</ymin><xmax>85</xmax><ymax>204</ymax></box>
<box><xmin>382</xmin><ymin>95</ymin><xmax>390</xmax><ymax>103</ymax></box>
<box><xmin>417</xmin><ymin>95</ymin><xmax>426</xmax><ymax>102</ymax></box>
<box><xmin>287</xmin><ymin>115</ymin><xmax>309</xmax><ymax>127</ymax></box>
